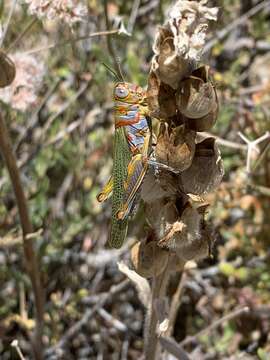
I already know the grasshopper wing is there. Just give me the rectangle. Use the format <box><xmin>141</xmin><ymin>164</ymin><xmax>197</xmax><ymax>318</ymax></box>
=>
<box><xmin>109</xmin><ymin>127</ymin><xmax>132</xmax><ymax>248</ymax></box>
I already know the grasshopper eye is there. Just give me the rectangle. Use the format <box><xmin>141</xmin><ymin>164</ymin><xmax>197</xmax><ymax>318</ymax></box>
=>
<box><xmin>115</xmin><ymin>87</ymin><xmax>129</xmax><ymax>99</ymax></box>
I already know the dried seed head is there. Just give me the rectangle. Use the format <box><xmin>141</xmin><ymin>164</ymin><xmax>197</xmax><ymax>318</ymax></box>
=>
<box><xmin>158</xmin><ymin>204</ymin><xmax>209</xmax><ymax>262</ymax></box>
<box><xmin>145</xmin><ymin>197</ymin><xmax>182</xmax><ymax>241</ymax></box>
<box><xmin>152</xmin><ymin>27</ymin><xmax>193</xmax><ymax>89</ymax></box>
<box><xmin>150</xmin><ymin>1</ymin><xmax>218</xmax><ymax>88</ymax></box>
<box><xmin>167</xmin><ymin>0</ymin><xmax>218</xmax><ymax>62</ymax></box>
<box><xmin>180</xmin><ymin>138</ymin><xmax>224</xmax><ymax>195</ymax></box>
<box><xmin>131</xmin><ymin>241</ymin><xmax>169</xmax><ymax>278</ymax></box>
<box><xmin>155</xmin><ymin>123</ymin><xmax>196</xmax><ymax>171</ymax></box>
<box><xmin>0</xmin><ymin>51</ymin><xmax>16</xmax><ymax>88</ymax></box>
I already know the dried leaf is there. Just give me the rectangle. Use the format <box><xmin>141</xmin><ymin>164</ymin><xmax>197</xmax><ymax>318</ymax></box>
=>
<box><xmin>118</xmin><ymin>262</ymin><xmax>151</xmax><ymax>307</ymax></box>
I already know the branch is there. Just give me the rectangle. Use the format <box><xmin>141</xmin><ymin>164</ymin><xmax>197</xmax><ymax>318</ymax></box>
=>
<box><xmin>204</xmin><ymin>0</ymin><xmax>270</xmax><ymax>52</ymax></box>
<box><xmin>23</xmin><ymin>29</ymin><xmax>120</xmax><ymax>55</ymax></box>
<box><xmin>180</xmin><ymin>306</ymin><xmax>250</xmax><ymax>347</ymax></box>
<box><xmin>0</xmin><ymin>111</ymin><xmax>44</xmax><ymax>360</ymax></box>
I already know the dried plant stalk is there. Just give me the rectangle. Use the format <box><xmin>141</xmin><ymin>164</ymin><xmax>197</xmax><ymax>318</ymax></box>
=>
<box><xmin>129</xmin><ymin>1</ymin><xmax>223</xmax><ymax>359</ymax></box>
<box><xmin>0</xmin><ymin>56</ymin><xmax>44</xmax><ymax>359</ymax></box>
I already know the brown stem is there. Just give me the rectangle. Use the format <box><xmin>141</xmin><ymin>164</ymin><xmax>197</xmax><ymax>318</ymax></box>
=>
<box><xmin>167</xmin><ymin>270</ymin><xmax>186</xmax><ymax>336</ymax></box>
<box><xmin>144</xmin><ymin>262</ymin><xmax>171</xmax><ymax>360</ymax></box>
<box><xmin>24</xmin><ymin>29</ymin><xmax>119</xmax><ymax>55</ymax></box>
<box><xmin>0</xmin><ymin>111</ymin><xmax>44</xmax><ymax>360</ymax></box>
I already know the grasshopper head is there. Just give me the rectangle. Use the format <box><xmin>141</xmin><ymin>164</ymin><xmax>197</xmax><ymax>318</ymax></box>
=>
<box><xmin>114</xmin><ymin>82</ymin><xmax>146</xmax><ymax>104</ymax></box>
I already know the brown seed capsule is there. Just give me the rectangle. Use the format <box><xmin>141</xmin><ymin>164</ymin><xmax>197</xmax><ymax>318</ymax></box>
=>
<box><xmin>152</xmin><ymin>27</ymin><xmax>193</xmax><ymax>89</ymax></box>
<box><xmin>177</xmin><ymin>77</ymin><xmax>217</xmax><ymax>119</ymax></box>
<box><xmin>131</xmin><ymin>240</ymin><xmax>169</xmax><ymax>278</ymax></box>
<box><xmin>185</xmin><ymin>100</ymin><xmax>218</xmax><ymax>132</ymax></box>
<box><xmin>0</xmin><ymin>50</ymin><xmax>16</xmax><ymax>88</ymax></box>
<box><xmin>155</xmin><ymin>122</ymin><xmax>196</xmax><ymax>171</ymax></box>
<box><xmin>180</xmin><ymin>138</ymin><xmax>224</xmax><ymax>195</ymax></box>
<box><xmin>158</xmin><ymin>203</ymin><xmax>209</xmax><ymax>262</ymax></box>
<box><xmin>147</xmin><ymin>71</ymin><xmax>177</xmax><ymax>119</ymax></box>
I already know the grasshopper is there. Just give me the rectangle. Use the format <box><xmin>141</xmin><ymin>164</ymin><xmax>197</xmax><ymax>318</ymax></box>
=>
<box><xmin>97</xmin><ymin>82</ymin><xmax>151</xmax><ymax>248</ymax></box>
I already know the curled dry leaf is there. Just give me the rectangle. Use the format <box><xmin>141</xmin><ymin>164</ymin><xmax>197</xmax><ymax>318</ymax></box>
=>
<box><xmin>0</xmin><ymin>51</ymin><xmax>16</xmax><ymax>88</ymax></box>
<box><xmin>180</xmin><ymin>138</ymin><xmax>224</xmax><ymax>195</ymax></box>
<box><xmin>155</xmin><ymin>123</ymin><xmax>196</xmax><ymax>171</ymax></box>
<box><xmin>131</xmin><ymin>240</ymin><xmax>169</xmax><ymax>278</ymax></box>
<box><xmin>118</xmin><ymin>262</ymin><xmax>151</xmax><ymax>308</ymax></box>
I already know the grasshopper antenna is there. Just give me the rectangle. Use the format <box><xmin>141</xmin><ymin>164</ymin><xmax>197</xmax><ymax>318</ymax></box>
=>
<box><xmin>102</xmin><ymin>62</ymin><xmax>122</xmax><ymax>81</ymax></box>
<box><xmin>115</xmin><ymin>55</ymin><xmax>125</xmax><ymax>82</ymax></box>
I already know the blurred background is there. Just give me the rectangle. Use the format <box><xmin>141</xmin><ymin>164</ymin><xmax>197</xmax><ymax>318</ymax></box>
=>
<box><xmin>0</xmin><ymin>0</ymin><xmax>270</xmax><ymax>359</ymax></box>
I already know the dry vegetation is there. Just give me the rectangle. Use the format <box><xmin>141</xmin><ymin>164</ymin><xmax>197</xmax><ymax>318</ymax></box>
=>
<box><xmin>0</xmin><ymin>0</ymin><xmax>270</xmax><ymax>359</ymax></box>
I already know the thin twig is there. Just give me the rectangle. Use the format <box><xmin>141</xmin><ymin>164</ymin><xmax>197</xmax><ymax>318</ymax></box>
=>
<box><xmin>0</xmin><ymin>111</ymin><xmax>44</xmax><ymax>360</ymax></box>
<box><xmin>127</xmin><ymin>0</ymin><xmax>141</xmax><ymax>34</ymax></box>
<box><xmin>248</xmin><ymin>183</ymin><xmax>270</xmax><ymax>197</ymax></box>
<box><xmin>204</xmin><ymin>0</ymin><xmax>270</xmax><ymax>53</ymax></box>
<box><xmin>11</xmin><ymin>340</ymin><xmax>26</xmax><ymax>360</ymax></box>
<box><xmin>238</xmin><ymin>131</ymin><xmax>270</xmax><ymax>173</ymax></box>
<box><xmin>103</xmin><ymin>0</ymin><xmax>123</xmax><ymax>80</ymax></box>
<box><xmin>46</xmin><ymin>280</ymin><xmax>129</xmax><ymax>356</ymax></box>
<box><xmin>7</xmin><ymin>17</ymin><xmax>38</xmax><ymax>52</ymax></box>
<box><xmin>144</xmin><ymin>261</ymin><xmax>171</xmax><ymax>360</ymax></box>
<box><xmin>14</xmin><ymin>79</ymin><xmax>62</xmax><ymax>152</ymax></box>
<box><xmin>198</xmin><ymin>132</ymin><xmax>247</xmax><ymax>151</ymax></box>
<box><xmin>159</xmin><ymin>336</ymin><xmax>191</xmax><ymax>360</ymax></box>
<box><xmin>97</xmin><ymin>308</ymin><xmax>128</xmax><ymax>333</ymax></box>
<box><xmin>180</xmin><ymin>306</ymin><xmax>250</xmax><ymax>346</ymax></box>
<box><xmin>23</xmin><ymin>29</ymin><xmax>120</xmax><ymax>55</ymax></box>
<box><xmin>0</xmin><ymin>0</ymin><xmax>17</xmax><ymax>47</ymax></box>
<box><xmin>167</xmin><ymin>271</ymin><xmax>187</xmax><ymax>336</ymax></box>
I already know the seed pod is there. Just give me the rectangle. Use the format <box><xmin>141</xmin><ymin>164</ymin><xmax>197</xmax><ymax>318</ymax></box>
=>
<box><xmin>0</xmin><ymin>50</ymin><xmax>16</xmax><ymax>88</ymax></box>
<box><xmin>131</xmin><ymin>240</ymin><xmax>169</xmax><ymax>278</ymax></box>
<box><xmin>155</xmin><ymin>122</ymin><xmax>196</xmax><ymax>171</ymax></box>
<box><xmin>158</xmin><ymin>204</ymin><xmax>209</xmax><ymax>262</ymax></box>
<box><xmin>152</xmin><ymin>27</ymin><xmax>193</xmax><ymax>89</ymax></box>
<box><xmin>185</xmin><ymin>100</ymin><xmax>218</xmax><ymax>132</ymax></box>
<box><xmin>147</xmin><ymin>70</ymin><xmax>177</xmax><ymax>119</ymax></box>
<box><xmin>180</xmin><ymin>138</ymin><xmax>224</xmax><ymax>195</ymax></box>
<box><xmin>177</xmin><ymin>77</ymin><xmax>217</xmax><ymax>119</ymax></box>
